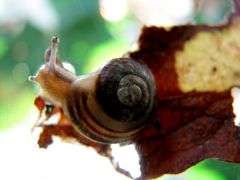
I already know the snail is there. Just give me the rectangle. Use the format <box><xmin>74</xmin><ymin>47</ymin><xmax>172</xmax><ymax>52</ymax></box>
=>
<box><xmin>29</xmin><ymin>37</ymin><xmax>156</xmax><ymax>144</ymax></box>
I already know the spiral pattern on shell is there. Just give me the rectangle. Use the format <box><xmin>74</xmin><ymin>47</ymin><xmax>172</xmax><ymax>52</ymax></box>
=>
<box><xmin>96</xmin><ymin>58</ymin><xmax>156</xmax><ymax>131</ymax></box>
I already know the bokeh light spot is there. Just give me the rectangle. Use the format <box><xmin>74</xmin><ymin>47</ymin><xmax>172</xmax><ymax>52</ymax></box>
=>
<box><xmin>12</xmin><ymin>41</ymin><xmax>28</xmax><ymax>61</ymax></box>
<box><xmin>99</xmin><ymin>0</ymin><xmax>128</xmax><ymax>22</ymax></box>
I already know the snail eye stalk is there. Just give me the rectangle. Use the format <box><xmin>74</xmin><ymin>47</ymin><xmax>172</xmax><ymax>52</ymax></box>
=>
<box><xmin>49</xmin><ymin>36</ymin><xmax>59</xmax><ymax>70</ymax></box>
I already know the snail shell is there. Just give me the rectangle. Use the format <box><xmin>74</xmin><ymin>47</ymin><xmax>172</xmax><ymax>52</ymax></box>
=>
<box><xmin>97</xmin><ymin>59</ymin><xmax>155</xmax><ymax>130</ymax></box>
<box><xmin>30</xmin><ymin>37</ymin><xmax>156</xmax><ymax>144</ymax></box>
<box><xmin>65</xmin><ymin>58</ymin><xmax>156</xmax><ymax>143</ymax></box>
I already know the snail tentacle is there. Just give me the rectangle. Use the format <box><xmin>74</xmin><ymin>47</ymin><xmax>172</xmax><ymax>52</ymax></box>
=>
<box><xmin>49</xmin><ymin>36</ymin><xmax>59</xmax><ymax>70</ymax></box>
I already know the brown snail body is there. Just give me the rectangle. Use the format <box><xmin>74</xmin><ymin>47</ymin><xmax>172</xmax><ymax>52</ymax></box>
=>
<box><xmin>30</xmin><ymin>37</ymin><xmax>156</xmax><ymax>144</ymax></box>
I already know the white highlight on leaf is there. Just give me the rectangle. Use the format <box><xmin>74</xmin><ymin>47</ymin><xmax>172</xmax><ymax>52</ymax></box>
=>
<box><xmin>111</xmin><ymin>144</ymin><xmax>141</xmax><ymax>179</ymax></box>
<box><xmin>232</xmin><ymin>87</ymin><xmax>240</xmax><ymax>126</ymax></box>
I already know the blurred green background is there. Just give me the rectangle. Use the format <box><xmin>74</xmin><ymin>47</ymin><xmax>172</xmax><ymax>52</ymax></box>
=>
<box><xmin>0</xmin><ymin>0</ymin><xmax>238</xmax><ymax>179</ymax></box>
